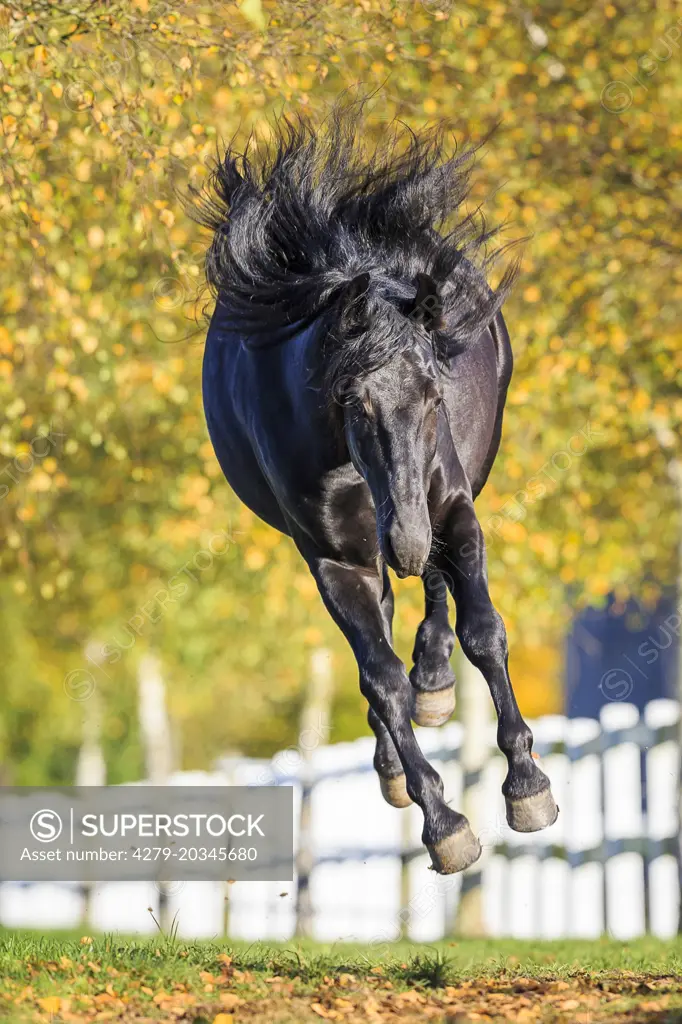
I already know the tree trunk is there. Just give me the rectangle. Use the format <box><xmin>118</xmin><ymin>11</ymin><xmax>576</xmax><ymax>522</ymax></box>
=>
<box><xmin>137</xmin><ymin>653</ymin><xmax>173</xmax><ymax>783</ymax></box>
<box><xmin>295</xmin><ymin>647</ymin><xmax>333</xmax><ymax>939</ymax></box>
<box><xmin>75</xmin><ymin>685</ymin><xmax>105</xmax><ymax>787</ymax></box>
<box><xmin>137</xmin><ymin>653</ymin><xmax>173</xmax><ymax>930</ymax></box>
<box><xmin>453</xmin><ymin>646</ymin><xmax>491</xmax><ymax>937</ymax></box>
<box><xmin>76</xmin><ymin>641</ymin><xmax>106</xmax><ymax>930</ymax></box>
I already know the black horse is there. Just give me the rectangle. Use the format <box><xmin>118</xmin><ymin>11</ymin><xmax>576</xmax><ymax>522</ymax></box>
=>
<box><xmin>197</xmin><ymin>108</ymin><xmax>558</xmax><ymax>873</ymax></box>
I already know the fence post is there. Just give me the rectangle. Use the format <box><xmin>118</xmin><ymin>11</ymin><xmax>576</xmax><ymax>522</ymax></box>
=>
<box><xmin>673</xmin><ymin>478</ymin><xmax>682</xmax><ymax>935</ymax></box>
<box><xmin>295</xmin><ymin>647</ymin><xmax>333</xmax><ymax>939</ymax></box>
<box><xmin>641</xmin><ymin>407</ymin><xmax>682</xmax><ymax>932</ymax></box>
<box><xmin>644</xmin><ymin>699</ymin><xmax>680</xmax><ymax>936</ymax></box>
<box><xmin>601</xmin><ymin>701</ymin><xmax>645</xmax><ymax>938</ymax></box>
<box><xmin>399</xmin><ymin>811</ymin><xmax>412</xmax><ymax>939</ymax></box>
<box><xmin>454</xmin><ymin>648</ymin><xmax>490</xmax><ymax>937</ymax></box>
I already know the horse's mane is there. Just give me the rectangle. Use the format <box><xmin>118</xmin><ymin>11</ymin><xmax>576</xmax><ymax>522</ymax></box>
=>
<box><xmin>191</xmin><ymin>101</ymin><xmax>519</xmax><ymax>393</ymax></box>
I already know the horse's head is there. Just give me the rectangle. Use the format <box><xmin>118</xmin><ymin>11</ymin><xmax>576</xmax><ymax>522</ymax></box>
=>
<box><xmin>337</xmin><ymin>272</ymin><xmax>444</xmax><ymax>579</ymax></box>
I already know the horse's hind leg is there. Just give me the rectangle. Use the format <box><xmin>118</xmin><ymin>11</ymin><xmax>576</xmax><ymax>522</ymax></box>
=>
<box><xmin>302</xmin><ymin>548</ymin><xmax>481</xmax><ymax>874</ymax></box>
<box><xmin>441</xmin><ymin>500</ymin><xmax>559</xmax><ymax>833</ymax></box>
<box><xmin>369</xmin><ymin>707</ymin><xmax>411</xmax><ymax>807</ymax></box>
<box><xmin>410</xmin><ymin>569</ymin><xmax>456</xmax><ymax>727</ymax></box>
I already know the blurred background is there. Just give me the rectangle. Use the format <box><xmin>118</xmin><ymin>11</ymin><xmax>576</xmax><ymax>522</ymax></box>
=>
<box><xmin>1</xmin><ymin>0</ymin><xmax>681</xmax><ymax>939</ymax></box>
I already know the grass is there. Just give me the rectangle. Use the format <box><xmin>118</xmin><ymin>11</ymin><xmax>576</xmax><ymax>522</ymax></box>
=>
<box><xmin>0</xmin><ymin>930</ymin><xmax>681</xmax><ymax>1022</ymax></box>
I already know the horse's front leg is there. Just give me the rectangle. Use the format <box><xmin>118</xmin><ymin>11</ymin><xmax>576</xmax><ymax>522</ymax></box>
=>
<box><xmin>303</xmin><ymin>550</ymin><xmax>481</xmax><ymax>873</ymax></box>
<box><xmin>371</xmin><ymin>565</ymin><xmax>412</xmax><ymax>807</ymax></box>
<box><xmin>410</xmin><ymin>568</ymin><xmax>457</xmax><ymax>727</ymax></box>
<box><xmin>440</xmin><ymin>499</ymin><xmax>559</xmax><ymax>832</ymax></box>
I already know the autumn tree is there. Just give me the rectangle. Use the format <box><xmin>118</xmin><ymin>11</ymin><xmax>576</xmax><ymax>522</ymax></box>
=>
<box><xmin>0</xmin><ymin>0</ymin><xmax>680</xmax><ymax>779</ymax></box>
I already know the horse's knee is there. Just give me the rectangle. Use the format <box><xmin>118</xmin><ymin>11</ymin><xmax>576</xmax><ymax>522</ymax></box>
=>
<box><xmin>457</xmin><ymin>606</ymin><xmax>507</xmax><ymax>671</ymax></box>
<box><xmin>360</xmin><ymin>656</ymin><xmax>410</xmax><ymax>721</ymax></box>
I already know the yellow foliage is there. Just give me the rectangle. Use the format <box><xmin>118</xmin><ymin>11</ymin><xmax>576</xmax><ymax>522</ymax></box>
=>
<box><xmin>0</xmin><ymin>0</ymin><xmax>679</xmax><ymax>773</ymax></box>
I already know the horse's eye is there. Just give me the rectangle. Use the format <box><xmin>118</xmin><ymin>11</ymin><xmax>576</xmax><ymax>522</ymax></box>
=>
<box><xmin>360</xmin><ymin>395</ymin><xmax>374</xmax><ymax>419</ymax></box>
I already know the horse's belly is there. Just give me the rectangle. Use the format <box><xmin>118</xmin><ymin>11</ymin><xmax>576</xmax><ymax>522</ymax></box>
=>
<box><xmin>211</xmin><ymin>424</ymin><xmax>291</xmax><ymax>535</ymax></box>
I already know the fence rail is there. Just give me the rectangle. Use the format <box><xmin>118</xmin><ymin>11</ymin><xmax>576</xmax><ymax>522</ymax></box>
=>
<box><xmin>0</xmin><ymin>699</ymin><xmax>679</xmax><ymax>940</ymax></box>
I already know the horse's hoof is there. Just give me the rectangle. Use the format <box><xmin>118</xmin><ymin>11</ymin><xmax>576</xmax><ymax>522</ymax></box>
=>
<box><xmin>379</xmin><ymin>772</ymin><xmax>412</xmax><ymax>808</ymax></box>
<box><xmin>506</xmin><ymin>786</ymin><xmax>559</xmax><ymax>832</ymax></box>
<box><xmin>426</xmin><ymin>822</ymin><xmax>481</xmax><ymax>874</ymax></box>
<box><xmin>412</xmin><ymin>686</ymin><xmax>455</xmax><ymax>728</ymax></box>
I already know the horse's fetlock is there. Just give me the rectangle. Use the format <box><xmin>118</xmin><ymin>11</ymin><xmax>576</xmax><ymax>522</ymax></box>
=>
<box><xmin>500</xmin><ymin>723</ymin><xmax>533</xmax><ymax>760</ymax></box>
<box><xmin>413</xmin><ymin>617</ymin><xmax>439</xmax><ymax>659</ymax></box>
<box><xmin>421</xmin><ymin>803</ymin><xmax>467</xmax><ymax>847</ymax></box>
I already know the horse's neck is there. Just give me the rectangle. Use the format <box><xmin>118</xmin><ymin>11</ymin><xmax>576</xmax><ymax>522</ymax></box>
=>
<box><xmin>241</xmin><ymin>316</ymin><xmax>315</xmax><ymax>351</ymax></box>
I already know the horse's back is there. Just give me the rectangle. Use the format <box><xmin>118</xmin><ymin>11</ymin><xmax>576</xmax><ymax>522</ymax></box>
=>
<box><xmin>203</xmin><ymin>306</ymin><xmax>291</xmax><ymax>535</ymax></box>
<box><xmin>470</xmin><ymin>310</ymin><xmax>512</xmax><ymax>498</ymax></box>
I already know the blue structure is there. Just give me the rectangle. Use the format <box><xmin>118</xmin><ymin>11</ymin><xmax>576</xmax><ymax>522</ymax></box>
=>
<box><xmin>565</xmin><ymin>594</ymin><xmax>679</xmax><ymax>718</ymax></box>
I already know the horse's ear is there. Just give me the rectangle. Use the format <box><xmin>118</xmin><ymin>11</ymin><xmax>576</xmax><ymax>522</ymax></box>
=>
<box><xmin>410</xmin><ymin>272</ymin><xmax>443</xmax><ymax>331</ymax></box>
<box><xmin>333</xmin><ymin>272</ymin><xmax>371</xmax><ymax>335</ymax></box>
<box><xmin>342</xmin><ymin>272</ymin><xmax>371</xmax><ymax>307</ymax></box>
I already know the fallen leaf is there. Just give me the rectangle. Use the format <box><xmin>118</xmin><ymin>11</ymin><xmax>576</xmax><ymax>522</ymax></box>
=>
<box><xmin>396</xmin><ymin>990</ymin><xmax>424</xmax><ymax>1005</ymax></box>
<box><xmin>219</xmin><ymin>993</ymin><xmax>243</xmax><ymax>1009</ymax></box>
<box><xmin>37</xmin><ymin>997</ymin><xmax>61</xmax><ymax>1013</ymax></box>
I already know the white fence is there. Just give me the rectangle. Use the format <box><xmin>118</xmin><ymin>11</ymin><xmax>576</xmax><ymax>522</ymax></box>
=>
<box><xmin>1</xmin><ymin>699</ymin><xmax>679</xmax><ymax>941</ymax></box>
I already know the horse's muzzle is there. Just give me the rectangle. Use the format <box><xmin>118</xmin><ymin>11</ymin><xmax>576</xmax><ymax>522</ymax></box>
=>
<box><xmin>382</xmin><ymin>522</ymin><xmax>431</xmax><ymax>579</ymax></box>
